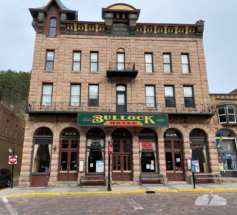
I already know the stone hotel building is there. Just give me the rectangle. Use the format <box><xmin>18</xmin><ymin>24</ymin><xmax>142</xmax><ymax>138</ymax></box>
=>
<box><xmin>20</xmin><ymin>0</ymin><xmax>218</xmax><ymax>187</ymax></box>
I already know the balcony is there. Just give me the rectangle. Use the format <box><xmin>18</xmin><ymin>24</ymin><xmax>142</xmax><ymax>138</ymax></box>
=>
<box><xmin>107</xmin><ymin>62</ymin><xmax>138</xmax><ymax>78</ymax></box>
<box><xmin>26</xmin><ymin>102</ymin><xmax>216</xmax><ymax>118</ymax></box>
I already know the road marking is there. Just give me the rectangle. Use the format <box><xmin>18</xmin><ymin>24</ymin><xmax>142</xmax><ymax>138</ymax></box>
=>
<box><xmin>127</xmin><ymin>199</ymin><xmax>143</xmax><ymax>210</ymax></box>
<box><xmin>1</xmin><ymin>197</ymin><xmax>18</xmax><ymax>215</ymax></box>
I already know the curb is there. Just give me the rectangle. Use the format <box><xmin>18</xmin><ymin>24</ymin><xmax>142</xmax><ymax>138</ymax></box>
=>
<box><xmin>4</xmin><ymin>189</ymin><xmax>237</xmax><ymax>197</ymax></box>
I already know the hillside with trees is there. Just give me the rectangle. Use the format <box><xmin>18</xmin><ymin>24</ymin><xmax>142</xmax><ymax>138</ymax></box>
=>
<box><xmin>0</xmin><ymin>70</ymin><xmax>31</xmax><ymax>119</ymax></box>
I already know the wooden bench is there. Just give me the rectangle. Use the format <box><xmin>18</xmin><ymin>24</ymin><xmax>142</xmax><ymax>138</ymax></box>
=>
<box><xmin>194</xmin><ymin>173</ymin><xmax>221</xmax><ymax>184</ymax></box>
<box><xmin>140</xmin><ymin>174</ymin><xmax>167</xmax><ymax>186</ymax></box>
<box><xmin>80</xmin><ymin>175</ymin><xmax>106</xmax><ymax>187</ymax></box>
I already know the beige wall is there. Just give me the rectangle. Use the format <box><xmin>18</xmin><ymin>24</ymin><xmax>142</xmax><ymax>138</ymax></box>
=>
<box><xmin>28</xmin><ymin>34</ymin><xmax>210</xmax><ymax>111</ymax></box>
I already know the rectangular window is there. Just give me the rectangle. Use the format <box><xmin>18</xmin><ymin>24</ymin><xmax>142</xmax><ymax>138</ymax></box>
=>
<box><xmin>218</xmin><ymin>107</ymin><xmax>227</xmax><ymax>124</ymax></box>
<box><xmin>183</xmin><ymin>86</ymin><xmax>194</xmax><ymax>108</ymax></box>
<box><xmin>70</xmin><ymin>84</ymin><xmax>80</xmax><ymax>106</ymax></box>
<box><xmin>227</xmin><ymin>107</ymin><xmax>236</xmax><ymax>123</ymax></box>
<box><xmin>117</xmin><ymin>53</ymin><xmax>125</xmax><ymax>70</ymax></box>
<box><xmin>73</xmin><ymin>52</ymin><xmax>81</xmax><ymax>71</ymax></box>
<box><xmin>42</xmin><ymin>84</ymin><xmax>53</xmax><ymax>106</ymax></box>
<box><xmin>22</xmin><ymin>128</ymin><xmax>25</xmax><ymax>141</ymax></box>
<box><xmin>165</xmin><ymin>86</ymin><xmax>175</xmax><ymax>107</ymax></box>
<box><xmin>5</xmin><ymin>120</ymin><xmax>9</xmax><ymax>135</ymax></box>
<box><xmin>89</xmin><ymin>85</ymin><xmax>99</xmax><ymax>107</ymax></box>
<box><xmin>181</xmin><ymin>54</ymin><xmax>190</xmax><ymax>73</ymax></box>
<box><xmin>163</xmin><ymin>54</ymin><xmax>172</xmax><ymax>73</ymax></box>
<box><xmin>15</xmin><ymin>125</ymin><xmax>18</xmax><ymax>139</ymax></box>
<box><xmin>145</xmin><ymin>53</ymin><xmax>153</xmax><ymax>73</ymax></box>
<box><xmin>46</xmin><ymin>51</ymin><xmax>55</xmax><ymax>70</ymax></box>
<box><xmin>145</xmin><ymin>86</ymin><xmax>155</xmax><ymax>107</ymax></box>
<box><xmin>90</xmin><ymin>52</ymin><xmax>98</xmax><ymax>71</ymax></box>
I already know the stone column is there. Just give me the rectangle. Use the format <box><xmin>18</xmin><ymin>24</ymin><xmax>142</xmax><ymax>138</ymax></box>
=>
<box><xmin>78</xmin><ymin>128</ymin><xmax>87</xmax><ymax>185</ymax></box>
<box><xmin>132</xmin><ymin>131</ymin><xmax>139</xmax><ymax>185</ymax></box>
<box><xmin>183</xmin><ymin>131</ymin><xmax>192</xmax><ymax>183</ymax></box>
<box><xmin>157</xmin><ymin>128</ymin><xmax>166</xmax><ymax>181</ymax></box>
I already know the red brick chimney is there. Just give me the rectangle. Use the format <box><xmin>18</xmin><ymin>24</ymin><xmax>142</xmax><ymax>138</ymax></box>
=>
<box><xmin>10</xmin><ymin>105</ymin><xmax>14</xmax><ymax>113</ymax></box>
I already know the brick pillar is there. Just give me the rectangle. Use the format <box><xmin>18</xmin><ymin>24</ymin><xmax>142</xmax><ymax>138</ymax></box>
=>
<box><xmin>78</xmin><ymin>128</ymin><xmax>87</xmax><ymax>185</ymax></box>
<box><xmin>183</xmin><ymin>135</ymin><xmax>192</xmax><ymax>183</ymax></box>
<box><xmin>48</xmin><ymin>129</ymin><xmax>60</xmax><ymax>187</ymax></box>
<box><xmin>105</xmin><ymin>132</ymin><xmax>111</xmax><ymax>184</ymax></box>
<box><xmin>19</xmin><ymin>120</ymin><xmax>33</xmax><ymax>187</ymax></box>
<box><xmin>132</xmin><ymin>131</ymin><xmax>139</xmax><ymax>185</ymax></box>
<box><xmin>157</xmin><ymin>128</ymin><xmax>166</xmax><ymax>180</ymax></box>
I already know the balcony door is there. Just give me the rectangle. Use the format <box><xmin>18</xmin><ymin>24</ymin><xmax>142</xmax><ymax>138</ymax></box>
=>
<box><xmin>117</xmin><ymin>51</ymin><xmax>125</xmax><ymax>70</ymax></box>
<box><xmin>116</xmin><ymin>85</ymin><xmax>127</xmax><ymax>113</ymax></box>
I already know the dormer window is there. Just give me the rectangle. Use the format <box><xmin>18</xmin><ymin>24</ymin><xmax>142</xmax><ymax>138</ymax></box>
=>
<box><xmin>49</xmin><ymin>18</ymin><xmax>57</xmax><ymax>35</ymax></box>
<box><xmin>217</xmin><ymin>103</ymin><xmax>236</xmax><ymax>124</ymax></box>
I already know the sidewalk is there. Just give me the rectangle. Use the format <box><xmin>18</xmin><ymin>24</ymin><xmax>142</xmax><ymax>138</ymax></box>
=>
<box><xmin>1</xmin><ymin>183</ymin><xmax>237</xmax><ymax>197</ymax></box>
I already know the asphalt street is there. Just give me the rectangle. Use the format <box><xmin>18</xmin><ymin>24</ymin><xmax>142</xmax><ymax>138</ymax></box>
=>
<box><xmin>0</xmin><ymin>192</ymin><xmax>236</xmax><ymax>215</ymax></box>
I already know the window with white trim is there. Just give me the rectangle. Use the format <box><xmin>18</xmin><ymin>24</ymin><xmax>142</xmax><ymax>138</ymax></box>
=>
<box><xmin>227</xmin><ymin>107</ymin><xmax>236</xmax><ymax>123</ymax></box>
<box><xmin>218</xmin><ymin>107</ymin><xmax>227</xmax><ymax>124</ymax></box>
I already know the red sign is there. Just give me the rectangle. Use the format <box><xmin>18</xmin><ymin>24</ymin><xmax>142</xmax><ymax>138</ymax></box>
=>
<box><xmin>109</xmin><ymin>144</ymin><xmax>113</xmax><ymax>155</ymax></box>
<box><xmin>141</xmin><ymin>142</ymin><xmax>153</xmax><ymax>151</ymax></box>
<box><xmin>9</xmin><ymin>156</ymin><xmax>17</xmax><ymax>164</ymax></box>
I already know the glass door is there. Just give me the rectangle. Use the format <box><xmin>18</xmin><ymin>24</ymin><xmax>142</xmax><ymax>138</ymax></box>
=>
<box><xmin>116</xmin><ymin>85</ymin><xmax>127</xmax><ymax>113</ymax></box>
<box><xmin>165</xmin><ymin>139</ymin><xmax>184</xmax><ymax>181</ymax></box>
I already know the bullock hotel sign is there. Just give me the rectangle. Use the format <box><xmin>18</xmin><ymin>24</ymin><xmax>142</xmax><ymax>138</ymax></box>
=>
<box><xmin>77</xmin><ymin>114</ymin><xmax>168</xmax><ymax>127</ymax></box>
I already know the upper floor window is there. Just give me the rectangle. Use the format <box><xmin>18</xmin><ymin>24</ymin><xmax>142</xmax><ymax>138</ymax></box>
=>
<box><xmin>181</xmin><ymin>54</ymin><xmax>190</xmax><ymax>73</ymax></box>
<box><xmin>145</xmin><ymin>86</ymin><xmax>155</xmax><ymax>107</ymax></box>
<box><xmin>70</xmin><ymin>84</ymin><xmax>81</xmax><ymax>106</ymax></box>
<box><xmin>165</xmin><ymin>86</ymin><xmax>175</xmax><ymax>107</ymax></box>
<box><xmin>145</xmin><ymin>53</ymin><xmax>153</xmax><ymax>73</ymax></box>
<box><xmin>163</xmin><ymin>54</ymin><xmax>172</xmax><ymax>73</ymax></box>
<box><xmin>42</xmin><ymin>84</ymin><xmax>53</xmax><ymax>106</ymax></box>
<box><xmin>218</xmin><ymin>106</ymin><xmax>236</xmax><ymax>124</ymax></box>
<box><xmin>117</xmin><ymin>49</ymin><xmax>125</xmax><ymax>70</ymax></box>
<box><xmin>5</xmin><ymin>120</ymin><xmax>9</xmax><ymax>135</ymax></box>
<box><xmin>90</xmin><ymin>52</ymin><xmax>98</xmax><ymax>71</ymax></box>
<box><xmin>15</xmin><ymin>125</ymin><xmax>18</xmax><ymax>139</ymax></box>
<box><xmin>73</xmin><ymin>52</ymin><xmax>81</xmax><ymax>71</ymax></box>
<box><xmin>46</xmin><ymin>51</ymin><xmax>55</xmax><ymax>70</ymax></box>
<box><xmin>49</xmin><ymin>18</ymin><xmax>57</xmax><ymax>35</ymax></box>
<box><xmin>183</xmin><ymin>86</ymin><xmax>194</xmax><ymax>108</ymax></box>
<box><xmin>89</xmin><ymin>85</ymin><xmax>99</xmax><ymax>107</ymax></box>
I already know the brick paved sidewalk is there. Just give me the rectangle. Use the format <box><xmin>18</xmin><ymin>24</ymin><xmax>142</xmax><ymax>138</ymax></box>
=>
<box><xmin>1</xmin><ymin>182</ymin><xmax>237</xmax><ymax>197</ymax></box>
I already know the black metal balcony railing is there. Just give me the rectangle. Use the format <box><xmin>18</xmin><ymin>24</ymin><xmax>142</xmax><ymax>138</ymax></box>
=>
<box><xmin>26</xmin><ymin>102</ymin><xmax>217</xmax><ymax>114</ymax></box>
<box><xmin>108</xmin><ymin>62</ymin><xmax>135</xmax><ymax>71</ymax></box>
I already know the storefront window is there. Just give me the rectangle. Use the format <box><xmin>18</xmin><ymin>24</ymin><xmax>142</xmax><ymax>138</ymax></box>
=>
<box><xmin>139</xmin><ymin>129</ymin><xmax>157</xmax><ymax>172</ymax></box>
<box><xmin>86</xmin><ymin>128</ymin><xmax>105</xmax><ymax>173</ymax></box>
<box><xmin>189</xmin><ymin>129</ymin><xmax>208</xmax><ymax>173</ymax></box>
<box><xmin>32</xmin><ymin>127</ymin><xmax>53</xmax><ymax>173</ymax></box>
<box><xmin>216</xmin><ymin>130</ymin><xmax>237</xmax><ymax>171</ymax></box>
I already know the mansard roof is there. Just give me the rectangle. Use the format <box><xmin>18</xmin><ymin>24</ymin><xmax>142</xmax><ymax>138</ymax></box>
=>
<box><xmin>29</xmin><ymin>0</ymin><xmax>76</xmax><ymax>20</ymax></box>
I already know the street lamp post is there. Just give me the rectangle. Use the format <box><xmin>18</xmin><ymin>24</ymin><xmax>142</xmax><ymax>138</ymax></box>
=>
<box><xmin>107</xmin><ymin>141</ymin><xmax>112</xmax><ymax>191</ymax></box>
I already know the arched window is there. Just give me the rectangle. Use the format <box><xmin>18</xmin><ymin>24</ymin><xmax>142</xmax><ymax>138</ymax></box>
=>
<box><xmin>189</xmin><ymin>129</ymin><xmax>208</xmax><ymax>173</ymax></box>
<box><xmin>86</xmin><ymin>128</ymin><xmax>105</xmax><ymax>173</ymax></box>
<box><xmin>32</xmin><ymin>127</ymin><xmax>53</xmax><ymax>173</ymax></box>
<box><xmin>49</xmin><ymin>18</ymin><xmax>57</xmax><ymax>35</ymax></box>
<box><xmin>117</xmin><ymin>48</ymin><xmax>125</xmax><ymax>70</ymax></box>
<box><xmin>216</xmin><ymin>129</ymin><xmax>237</xmax><ymax>172</ymax></box>
<box><xmin>139</xmin><ymin>129</ymin><xmax>157</xmax><ymax>173</ymax></box>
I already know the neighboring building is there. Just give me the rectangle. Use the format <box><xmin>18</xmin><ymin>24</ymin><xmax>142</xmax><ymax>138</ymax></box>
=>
<box><xmin>20</xmin><ymin>0</ymin><xmax>217</xmax><ymax>187</ymax></box>
<box><xmin>210</xmin><ymin>91</ymin><xmax>237</xmax><ymax>182</ymax></box>
<box><xmin>0</xmin><ymin>104</ymin><xmax>25</xmax><ymax>177</ymax></box>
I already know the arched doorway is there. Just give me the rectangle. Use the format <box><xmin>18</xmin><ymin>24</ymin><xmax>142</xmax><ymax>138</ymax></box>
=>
<box><xmin>58</xmin><ymin>128</ymin><xmax>79</xmax><ymax>181</ymax></box>
<box><xmin>31</xmin><ymin>127</ymin><xmax>53</xmax><ymax>187</ymax></box>
<box><xmin>216</xmin><ymin>129</ymin><xmax>237</xmax><ymax>177</ymax></box>
<box><xmin>189</xmin><ymin>129</ymin><xmax>209</xmax><ymax>183</ymax></box>
<box><xmin>112</xmin><ymin>129</ymin><xmax>132</xmax><ymax>181</ymax></box>
<box><xmin>164</xmin><ymin>129</ymin><xmax>184</xmax><ymax>181</ymax></box>
<box><xmin>139</xmin><ymin>129</ymin><xmax>158</xmax><ymax>173</ymax></box>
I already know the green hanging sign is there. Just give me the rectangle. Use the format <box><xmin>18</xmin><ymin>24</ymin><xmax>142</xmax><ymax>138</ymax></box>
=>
<box><xmin>191</xmin><ymin>164</ymin><xmax>196</xmax><ymax>173</ymax></box>
<box><xmin>77</xmin><ymin>114</ymin><xmax>168</xmax><ymax>127</ymax></box>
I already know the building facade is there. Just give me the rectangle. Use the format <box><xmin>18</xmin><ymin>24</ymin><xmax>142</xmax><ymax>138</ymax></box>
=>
<box><xmin>0</xmin><ymin>104</ymin><xmax>25</xmax><ymax>177</ymax></box>
<box><xmin>210</xmin><ymin>90</ymin><xmax>237</xmax><ymax>182</ymax></box>
<box><xmin>20</xmin><ymin>0</ymin><xmax>218</xmax><ymax>187</ymax></box>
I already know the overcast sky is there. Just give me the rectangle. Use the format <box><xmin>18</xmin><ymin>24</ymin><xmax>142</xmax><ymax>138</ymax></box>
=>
<box><xmin>0</xmin><ymin>0</ymin><xmax>236</xmax><ymax>93</ymax></box>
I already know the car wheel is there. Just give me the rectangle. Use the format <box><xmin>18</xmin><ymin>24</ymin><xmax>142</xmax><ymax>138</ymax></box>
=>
<box><xmin>6</xmin><ymin>180</ymin><xmax>11</xmax><ymax>187</ymax></box>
